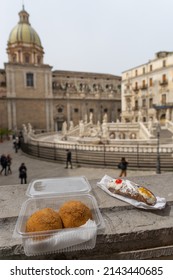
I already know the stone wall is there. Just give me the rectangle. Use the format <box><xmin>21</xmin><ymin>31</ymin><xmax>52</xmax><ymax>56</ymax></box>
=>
<box><xmin>1</xmin><ymin>174</ymin><xmax>173</xmax><ymax>259</ymax></box>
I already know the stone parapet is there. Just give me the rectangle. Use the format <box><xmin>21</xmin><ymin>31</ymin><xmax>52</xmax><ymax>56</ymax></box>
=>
<box><xmin>0</xmin><ymin>174</ymin><xmax>173</xmax><ymax>259</ymax></box>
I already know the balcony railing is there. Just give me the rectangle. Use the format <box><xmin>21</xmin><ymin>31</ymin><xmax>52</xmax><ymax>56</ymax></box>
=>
<box><xmin>124</xmin><ymin>90</ymin><xmax>132</xmax><ymax>95</ymax></box>
<box><xmin>132</xmin><ymin>106</ymin><xmax>139</xmax><ymax>111</ymax></box>
<box><xmin>140</xmin><ymin>84</ymin><xmax>148</xmax><ymax>90</ymax></box>
<box><xmin>159</xmin><ymin>80</ymin><xmax>168</xmax><ymax>86</ymax></box>
<box><xmin>132</xmin><ymin>87</ymin><xmax>139</xmax><ymax>92</ymax></box>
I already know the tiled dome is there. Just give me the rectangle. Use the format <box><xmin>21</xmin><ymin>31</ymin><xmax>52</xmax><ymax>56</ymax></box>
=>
<box><xmin>8</xmin><ymin>7</ymin><xmax>42</xmax><ymax>48</ymax></box>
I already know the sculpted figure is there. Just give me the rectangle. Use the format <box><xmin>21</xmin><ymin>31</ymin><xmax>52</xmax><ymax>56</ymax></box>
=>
<box><xmin>62</xmin><ymin>121</ymin><xmax>67</xmax><ymax>135</ymax></box>
<box><xmin>28</xmin><ymin>123</ymin><xmax>32</xmax><ymax>133</ymax></box>
<box><xmin>148</xmin><ymin>118</ymin><xmax>153</xmax><ymax>135</ymax></box>
<box><xmin>84</xmin><ymin>113</ymin><xmax>88</xmax><ymax>124</ymax></box>
<box><xmin>103</xmin><ymin>113</ymin><xmax>108</xmax><ymax>123</ymax></box>
<box><xmin>69</xmin><ymin>120</ymin><xmax>74</xmax><ymax>130</ymax></box>
<box><xmin>89</xmin><ymin>112</ymin><xmax>93</xmax><ymax>124</ymax></box>
<box><xmin>22</xmin><ymin>124</ymin><xmax>28</xmax><ymax>143</ymax></box>
<box><xmin>138</xmin><ymin>111</ymin><xmax>142</xmax><ymax>122</ymax></box>
<box><xmin>102</xmin><ymin>121</ymin><xmax>108</xmax><ymax>138</ymax></box>
<box><xmin>79</xmin><ymin>120</ymin><xmax>85</xmax><ymax>137</ymax></box>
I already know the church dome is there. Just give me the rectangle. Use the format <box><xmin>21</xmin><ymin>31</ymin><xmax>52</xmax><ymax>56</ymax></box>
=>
<box><xmin>8</xmin><ymin>8</ymin><xmax>42</xmax><ymax>47</ymax></box>
<box><xmin>7</xmin><ymin>7</ymin><xmax>44</xmax><ymax>65</ymax></box>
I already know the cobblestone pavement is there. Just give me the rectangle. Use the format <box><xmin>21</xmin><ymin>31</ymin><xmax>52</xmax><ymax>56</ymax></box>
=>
<box><xmin>0</xmin><ymin>140</ymin><xmax>160</xmax><ymax>186</ymax></box>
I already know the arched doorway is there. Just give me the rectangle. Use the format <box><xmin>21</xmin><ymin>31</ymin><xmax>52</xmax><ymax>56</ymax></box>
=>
<box><xmin>54</xmin><ymin>115</ymin><xmax>65</xmax><ymax>131</ymax></box>
<box><xmin>160</xmin><ymin>113</ymin><xmax>166</xmax><ymax>125</ymax></box>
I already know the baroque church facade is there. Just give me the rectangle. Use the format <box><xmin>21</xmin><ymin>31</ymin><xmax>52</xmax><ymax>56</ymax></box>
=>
<box><xmin>0</xmin><ymin>7</ymin><xmax>121</xmax><ymax>132</ymax></box>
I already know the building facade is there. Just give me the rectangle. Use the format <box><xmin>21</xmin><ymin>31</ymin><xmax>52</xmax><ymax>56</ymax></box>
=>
<box><xmin>121</xmin><ymin>51</ymin><xmax>173</xmax><ymax>124</ymax></box>
<box><xmin>0</xmin><ymin>7</ymin><xmax>121</xmax><ymax>132</ymax></box>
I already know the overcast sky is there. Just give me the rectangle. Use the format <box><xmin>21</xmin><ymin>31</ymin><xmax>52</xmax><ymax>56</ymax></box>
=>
<box><xmin>1</xmin><ymin>0</ymin><xmax>173</xmax><ymax>75</ymax></box>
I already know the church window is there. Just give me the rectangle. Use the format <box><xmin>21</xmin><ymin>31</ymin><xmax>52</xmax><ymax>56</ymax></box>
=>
<box><xmin>26</xmin><ymin>73</ymin><xmax>34</xmax><ymax>87</ymax></box>
<box><xmin>58</xmin><ymin>107</ymin><xmax>63</xmax><ymax>113</ymax></box>
<box><xmin>162</xmin><ymin>94</ymin><xmax>166</xmax><ymax>105</ymax></box>
<box><xmin>149</xmin><ymin>98</ymin><xmax>153</xmax><ymax>108</ymax></box>
<box><xmin>162</xmin><ymin>74</ymin><xmax>166</xmax><ymax>82</ymax></box>
<box><xmin>149</xmin><ymin>78</ymin><xmax>153</xmax><ymax>87</ymax></box>
<box><xmin>74</xmin><ymin>108</ymin><xmax>79</xmax><ymax>113</ymax></box>
<box><xmin>25</xmin><ymin>54</ymin><xmax>30</xmax><ymax>64</ymax></box>
<box><xmin>135</xmin><ymin>100</ymin><xmax>138</xmax><ymax>110</ymax></box>
<box><xmin>37</xmin><ymin>56</ymin><xmax>41</xmax><ymax>64</ymax></box>
<box><xmin>142</xmin><ymin>99</ymin><xmax>146</xmax><ymax>107</ymax></box>
<box><xmin>12</xmin><ymin>54</ymin><xmax>17</xmax><ymax>63</ymax></box>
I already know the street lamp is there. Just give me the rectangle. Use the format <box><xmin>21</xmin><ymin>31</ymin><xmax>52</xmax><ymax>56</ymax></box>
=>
<box><xmin>156</xmin><ymin>123</ymin><xmax>161</xmax><ymax>174</ymax></box>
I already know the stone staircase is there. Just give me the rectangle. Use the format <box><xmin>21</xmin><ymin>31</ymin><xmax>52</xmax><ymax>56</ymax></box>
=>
<box><xmin>152</xmin><ymin>126</ymin><xmax>173</xmax><ymax>142</ymax></box>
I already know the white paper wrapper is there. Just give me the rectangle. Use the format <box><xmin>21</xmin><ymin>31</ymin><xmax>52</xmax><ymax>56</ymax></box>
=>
<box><xmin>24</xmin><ymin>219</ymin><xmax>97</xmax><ymax>256</ymax></box>
<box><xmin>97</xmin><ymin>175</ymin><xmax>166</xmax><ymax>210</ymax></box>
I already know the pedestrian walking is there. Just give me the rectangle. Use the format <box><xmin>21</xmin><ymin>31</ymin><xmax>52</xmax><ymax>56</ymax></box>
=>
<box><xmin>0</xmin><ymin>154</ymin><xmax>8</xmax><ymax>176</ymax></box>
<box><xmin>7</xmin><ymin>154</ymin><xmax>12</xmax><ymax>174</ymax></box>
<box><xmin>19</xmin><ymin>162</ymin><xmax>27</xmax><ymax>184</ymax></box>
<box><xmin>65</xmin><ymin>149</ymin><xmax>72</xmax><ymax>169</ymax></box>
<box><xmin>14</xmin><ymin>136</ymin><xmax>19</xmax><ymax>153</ymax></box>
<box><xmin>118</xmin><ymin>157</ymin><xmax>128</xmax><ymax>177</ymax></box>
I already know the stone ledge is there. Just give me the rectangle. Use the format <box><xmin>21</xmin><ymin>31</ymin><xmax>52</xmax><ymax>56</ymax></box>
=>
<box><xmin>1</xmin><ymin>174</ymin><xmax>173</xmax><ymax>259</ymax></box>
<box><xmin>1</xmin><ymin>208</ymin><xmax>173</xmax><ymax>260</ymax></box>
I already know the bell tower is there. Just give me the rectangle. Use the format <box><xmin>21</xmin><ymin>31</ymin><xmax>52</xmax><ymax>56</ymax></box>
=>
<box><xmin>5</xmin><ymin>7</ymin><xmax>54</xmax><ymax>132</ymax></box>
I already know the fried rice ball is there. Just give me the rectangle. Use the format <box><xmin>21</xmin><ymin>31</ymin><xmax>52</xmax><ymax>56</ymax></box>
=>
<box><xmin>26</xmin><ymin>207</ymin><xmax>63</xmax><ymax>233</ymax></box>
<box><xmin>59</xmin><ymin>200</ymin><xmax>92</xmax><ymax>228</ymax></box>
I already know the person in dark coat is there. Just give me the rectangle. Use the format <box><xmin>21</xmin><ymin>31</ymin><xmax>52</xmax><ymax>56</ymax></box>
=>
<box><xmin>7</xmin><ymin>154</ymin><xmax>12</xmax><ymax>174</ymax></box>
<box><xmin>118</xmin><ymin>157</ymin><xmax>128</xmax><ymax>177</ymax></box>
<box><xmin>0</xmin><ymin>154</ymin><xmax>8</xmax><ymax>176</ymax></box>
<box><xmin>19</xmin><ymin>163</ymin><xmax>27</xmax><ymax>184</ymax></box>
<box><xmin>65</xmin><ymin>149</ymin><xmax>72</xmax><ymax>169</ymax></box>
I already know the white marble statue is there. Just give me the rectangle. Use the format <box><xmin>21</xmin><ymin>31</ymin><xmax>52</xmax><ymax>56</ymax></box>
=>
<box><xmin>84</xmin><ymin>113</ymin><xmax>88</xmax><ymax>124</ymax></box>
<box><xmin>148</xmin><ymin>118</ymin><xmax>153</xmax><ymax>135</ymax></box>
<box><xmin>27</xmin><ymin>123</ymin><xmax>35</xmax><ymax>136</ymax></box>
<box><xmin>138</xmin><ymin>111</ymin><xmax>142</xmax><ymax>122</ymax></box>
<box><xmin>97</xmin><ymin>121</ymin><xmax>101</xmax><ymax>136</ymax></box>
<box><xmin>62</xmin><ymin>121</ymin><xmax>67</xmax><ymax>135</ymax></box>
<box><xmin>89</xmin><ymin>126</ymin><xmax>98</xmax><ymax>137</ymax></box>
<box><xmin>79</xmin><ymin>120</ymin><xmax>85</xmax><ymax>137</ymax></box>
<box><xmin>102</xmin><ymin>121</ymin><xmax>108</xmax><ymax>138</ymax></box>
<box><xmin>28</xmin><ymin>123</ymin><xmax>32</xmax><ymax>133</ymax></box>
<box><xmin>89</xmin><ymin>112</ymin><xmax>93</xmax><ymax>124</ymax></box>
<box><xmin>69</xmin><ymin>120</ymin><xmax>74</xmax><ymax>130</ymax></box>
<box><xmin>22</xmin><ymin>124</ymin><xmax>27</xmax><ymax>134</ymax></box>
<box><xmin>103</xmin><ymin>113</ymin><xmax>108</xmax><ymax>123</ymax></box>
<box><xmin>22</xmin><ymin>124</ymin><xmax>28</xmax><ymax>143</ymax></box>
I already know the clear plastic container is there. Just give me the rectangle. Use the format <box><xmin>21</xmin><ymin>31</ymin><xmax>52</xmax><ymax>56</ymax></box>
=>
<box><xmin>14</xmin><ymin>176</ymin><xmax>105</xmax><ymax>256</ymax></box>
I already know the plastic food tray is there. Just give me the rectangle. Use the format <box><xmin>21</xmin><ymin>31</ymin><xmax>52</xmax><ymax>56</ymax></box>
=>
<box><xmin>14</xmin><ymin>176</ymin><xmax>105</xmax><ymax>256</ymax></box>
